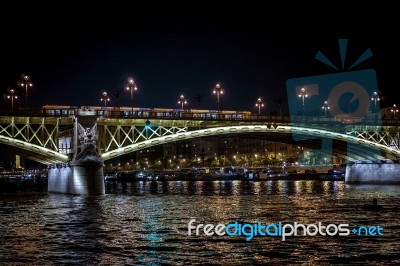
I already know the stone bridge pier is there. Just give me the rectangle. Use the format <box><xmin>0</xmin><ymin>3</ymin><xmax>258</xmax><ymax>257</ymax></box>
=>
<box><xmin>48</xmin><ymin>160</ymin><xmax>104</xmax><ymax>195</ymax></box>
<box><xmin>48</xmin><ymin>116</ymin><xmax>105</xmax><ymax>195</ymax></box>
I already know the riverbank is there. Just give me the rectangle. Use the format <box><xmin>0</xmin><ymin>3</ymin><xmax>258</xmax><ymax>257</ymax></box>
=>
<box><xmin>0</xmin><ymin>179</ymin><xmax>48</xmax><ymax>193</ymax></box>
<box><xmin>104</xmin><ymin>171</ymin><xmax>344</xmax><ymax>182</ymax></box>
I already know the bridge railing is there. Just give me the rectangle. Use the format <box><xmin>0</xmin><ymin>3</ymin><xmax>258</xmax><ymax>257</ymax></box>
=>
<box><xmin>0</xmin><ymin>108</ymin><xmax>74</xmax><ymax>117</ymax></box>
<box><xmin>1</xmin><ymin>108</ymin><xmax>400</xmax><ymax>126</ymax></box>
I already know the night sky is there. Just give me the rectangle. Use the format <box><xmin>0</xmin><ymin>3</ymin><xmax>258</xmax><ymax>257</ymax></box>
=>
<box><xmin>1</xmin><ymin>11</ymin><xmax>397</xmax><ymax>113</ymax></box>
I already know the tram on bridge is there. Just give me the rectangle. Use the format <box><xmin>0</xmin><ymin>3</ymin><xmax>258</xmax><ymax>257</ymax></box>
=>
<box><xmin>41</xmin><ymin>105</ymin><xmax>252</xmax><ymax>120</ymax></box>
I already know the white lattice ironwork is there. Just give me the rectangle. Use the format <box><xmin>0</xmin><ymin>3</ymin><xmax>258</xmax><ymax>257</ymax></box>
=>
<box><xmin>98</xmin><ymin>124</ymin><xmax>188</xmax><ymax>153</ymax></box>
<box><xmin>0</xmin><ymin>117</ymin><xmax>61</xmax><ymax>150</ymax></box>
<box><xmin>0</xmin><ymin>117</ymin><xmax>71</xmax><ymax>163</ymax></box>
<box><xmin>347</xmin><ymin>131</ymin><xmax>400</xmax><ymax>150</ymax></box>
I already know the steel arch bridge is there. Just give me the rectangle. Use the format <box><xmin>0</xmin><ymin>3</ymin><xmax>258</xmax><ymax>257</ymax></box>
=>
<box><xmin>1</xmin><ymin>114</ymin><xmax>400</xmax><ymax>164</ymax></box>
<box><xmin>99</xmin><ymin>124</ymin><xmax>400</xmax><ymax>161</ymax></box>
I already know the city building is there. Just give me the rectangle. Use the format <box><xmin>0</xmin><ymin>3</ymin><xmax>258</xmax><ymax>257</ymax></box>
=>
<box><xmin>163</xmin><ymin>135</ymin><xmax>305</xmax><ymax>166</ymax></box>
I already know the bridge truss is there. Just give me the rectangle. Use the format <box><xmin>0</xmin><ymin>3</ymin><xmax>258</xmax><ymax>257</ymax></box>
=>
<box><xmin>348</xmin><ymin>130</ymin><xmax>400</xmax><ymax>151</ymax></box>
<box><xmin>0</xmin><ymin>116</ymin><xmax>70</xmax><ymax>163</ymax></box>
<box><xmin>1</xmin><ymin>114</ymin><xmax>400</xmax><ymax>164</ymax></box>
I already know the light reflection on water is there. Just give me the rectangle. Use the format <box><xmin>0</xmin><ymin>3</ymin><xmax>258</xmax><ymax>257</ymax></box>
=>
<box><xmin>0</xmin><ymin>180</ymin><xmax>399</xmax><ymax>265</ymax></box>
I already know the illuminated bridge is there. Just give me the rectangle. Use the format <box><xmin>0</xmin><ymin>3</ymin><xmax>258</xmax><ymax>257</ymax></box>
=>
<box><xmin>1</xmin><ymin>107</ymin><xmax>400</xmax><ymax>194</ymax></box>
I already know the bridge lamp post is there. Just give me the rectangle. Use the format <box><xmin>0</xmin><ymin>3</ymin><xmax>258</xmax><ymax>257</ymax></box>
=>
<box><xmin>6</xmin><ymin>88</ymin><xmax>18</xmax><ymax>110</ymax></box>
<box><xmin>298</xmin><ymin>87</ymin><xmax>308</xmax><ymax>118</ymax></box>
<box><xmin>100</xmin><ymin>91</ymin><xmax>110</xmax><ymax>107</ymax></box>
<box><xmin>213</xmin><ymin>83</ymin><xmax>223</xmax><ymax>112</ymax></box>
<box><xmin>126</xmin><ymin>77</ymin><xmax>137</xmax><ymax>115</ymax></box>
<box><xmin>255</xmin><ymin>97</ymin><xmax>264</xmax><ymax>115</ymax></box>
<box><xmin>391</xmin><ymin>104</ymin><xmax>399</xmax><ymax>119</ymax></box>
<box><xmin>18</xmin><ymin>74</ymin><xmax>33</xmax><ymax>109</ymax></box>
<box><xmin>322</xmin><ymin>101</ymin><xmax>330</xmax><ymax>117</ymax></box>
<box><xmin>298</xmin><ymin>87</ymin><xmax>308</xmax><ymax>107</ymax></box>
<box><xmin>177</xmin><ymin>94</ymin><xmax>187</xmax><ymax>110</ymax></box>
<box><xmin>371</xmin><ymin>91</ymin><xmax>380</xmax><ymax>109</ymax></box>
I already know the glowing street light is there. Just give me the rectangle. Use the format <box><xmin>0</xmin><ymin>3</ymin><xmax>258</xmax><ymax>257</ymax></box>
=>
<box><xmin>177</xmin><ymin>94</ymin><xmax>187</xmax><ymax>110</ymax></box>
<box><xmin>18</xmin><ymin>74</ymin><xmax>32</xmax><ymax>108</ymax></box>
<box><xmin>100</xmin><ymin>91</ymin><xmax>110</xmax><ymax>106</ymax></box>
<box><xmin>390</xmin><ymin>104</ymin><xmax>399</xmax><ymax>119</ymax></box>
<box><xmin>322</xmin><ymin>100</ymin><xmax>330</xmax><ymax>117</ymax></box>
<box><xmin>371</xmin><ymin>91</ymin><xmax>380</xmax><ymax>109</ymax></box>
<box><xmin>255</xmin><ymin>97</ymin><xmax>264</xmax><ymax>115</ymax></box>
<box><xmin>6</xmin><ymin>88</ymin><xmax>18</xmax><ymax>110</ymax></box>
<box><xmin>298</xmin><ymin>87</ymin><xmax>308</xmax><ymax>107</ymax></box>
<box><xmin>213</xmin><ymin>83</ymin><xmax>223</xmax><ymax>111</ymax></box>
<box><xmin>126</xmin><ymin>77</ymin><xmax>137</xmax><ymax>115</ymax></box>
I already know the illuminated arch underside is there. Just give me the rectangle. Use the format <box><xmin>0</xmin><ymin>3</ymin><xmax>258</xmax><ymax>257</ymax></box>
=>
<box><xmin>1</xmin><ymin>125</ymin><xmax>397</xmax><ymax>164</ymax></box>
<box><xmin>101</xmin><ymin>125</ymin><xmax>400</xmax><ymax>161</ymax></box>
<box><xmin>0</xmin><ymin>135</ymin><xmax>68</xmax><ymax>164</ymax></box>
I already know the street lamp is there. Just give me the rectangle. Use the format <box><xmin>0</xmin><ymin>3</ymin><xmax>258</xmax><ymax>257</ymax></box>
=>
<box><xmin>255</xmin><ymin>97</ymin><xmax>264</xmax><ymax>115</ymax></box>
<box><xmin>213</xmin><ymin>83</ymin><xmax>223</xmax><ymax>111</ymax></box>
<box><xmin>177</xmin><ymin>94</ymin><xmax>187</xmax><ymax>110</ymax></box>
<box><xmin>370</xmin><ymin>91</ymin><xmax>380</xmax><ymax>109</ymax></box>
<box><xmin>6</xmin><ymin>88</ymin><xmax>18</xmax><ymax>110</ymax></box>
<box><xmin>18</xmin><ymin>74</ymin><xmax>33</xmax><ymax>109</ymax></box>
<box><xmin>390</xmin><ymin>104</ymin><xmax>399</xmax><ymax>119</ymax></box>
<box><xmin>322</xmin><ymin>100</ymin><xmax>330</xmax><ymax>117</ymax></box>
<box><xmin>126</xmin><ymin>77</ymin><xmax>137</xmax><ymax>115</ymax></box>
<box><xmin>298</xmin><ymin>87</ymin><xmax>308</xmax><ymax>107</ymax></box>
<box><xmin>100</xmin><ymin>91</ymin><xmax>110</xmax><ymax>106</ymax></box>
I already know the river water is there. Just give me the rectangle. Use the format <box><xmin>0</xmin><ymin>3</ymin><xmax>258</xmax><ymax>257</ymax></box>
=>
<box><xmin>0</xmin><ymin>180</ymin><xmax>399</xmax><ymax>265</ymax></box>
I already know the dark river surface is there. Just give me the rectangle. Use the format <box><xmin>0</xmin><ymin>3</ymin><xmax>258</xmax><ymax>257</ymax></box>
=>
<box><xmin>1</xmin><ymin>180</ymin><xmax>399</xmax><ymax>265</ymax></box>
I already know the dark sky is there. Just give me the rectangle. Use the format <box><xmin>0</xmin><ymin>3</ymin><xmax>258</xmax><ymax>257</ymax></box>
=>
<box><xmin>1</xmin><ymin>11</ymin><xmax>397</xmax><ymax>114</ymax></box>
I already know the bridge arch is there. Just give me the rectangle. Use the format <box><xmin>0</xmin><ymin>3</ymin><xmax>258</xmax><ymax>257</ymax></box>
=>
<box><xmin>0</xmin><ymin>135</ymin><xmax>68</xmax><ymax>164</ymax></box>
<box><xmin>101</xmin><ymin>125</ymin><xmax>400</xmax><ymax>161</ymax></box>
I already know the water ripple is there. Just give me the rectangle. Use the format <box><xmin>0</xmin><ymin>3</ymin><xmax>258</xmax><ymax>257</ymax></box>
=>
<box><xmin>0</xmin><ymin>180</ymin><xmax>399</xmax><ymax>264</ymax></box>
